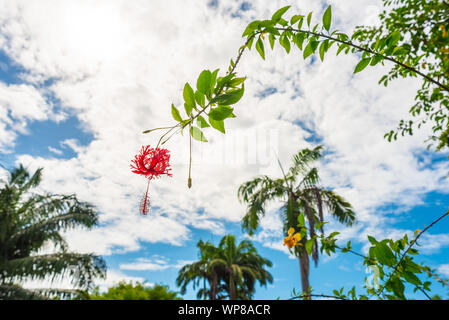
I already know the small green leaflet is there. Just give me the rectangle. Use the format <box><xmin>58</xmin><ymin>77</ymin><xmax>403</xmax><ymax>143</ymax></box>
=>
<box><xmin>303</xmin><ymin>39</ymin><xmax>318</xmax><ymax>59</ymax></box>
<box><xmin>171</xmin><ymin>104</ymin><xmax>182</xmax><ymax>122</ymax></box>
<box><xmin>195</xmin><ymin>91</ymin><xmax>205</xmax><ymax>107</ymax></box>
<box><xmin>183</xmin><ymin>82</ymin><xmax>196</xmax><ymax>110</ymax></box>
<box><xmin>307</xmin><ymin>11</ymin><xmax>312</xmax><ymax>27</ymax></box>
<box><xmin>297</xmin><ymin>213</ymin><xmax>305</xmax><ymax>227</ymax></box>
<box><xmin>196</xmin><ymin>70</ymin><xmax>212</xmax><ymax>94</ymax></box>
<box><xmin>212</xmin><ymin>85</ymin><xmax>244</xmax><ymax>105</ymax></box>
<box><xmin>269</xmin><ymin>33</ymin><xmax>275</xmax><ymax>49</ymax></box>
<box><xmin>322</xmin><ymin>5</ymin><xmax>332</xmax><ymax>32</ymax></box>
<box><xmin>196</xmin><ymin>115</ymin><xmax>210</xmax><ymax>128</ymax></box>
<box><xmin>295</xmin><ymin>33</ymin><xmax>306</xmax><ymax>50</ymax></box>
<box><xmin>184</xmin><ymin>103</ymin><xmax>193</xmax><ymax>116</ymax></box>
<box><xmin>373</xmin><ymin>242</ymin><xmax>396</xmax><ymax>266</ymax></box>
<box><xmin>190</xmin><ymin>126</ymin><xmax>208</xmax><ymax>142</ymax></box>
<box><xmin>242</xmin><ymin>20</ymin><xmax>260</xmax><ymax>37</ymax></box>
<box><xmin>354</xmin><ymin>57</ymin><xmax>372</xmax><ymax>73</ymax></box>
<box><xmin>290</xmin><ymin>14</ymin><xmax>303</xmax><ymax>25</ymax></box>
<box><xmin>209</xmin><ymin>116</ymin><xmax>225</xmax><ymax>134</ymax></box>
<box><xmin>209</xmin><ymin>105</ymin><xmax>234</xmax><ymax>121</ymax></box>
<box><xmin>271</xmin><ymin>6</ymin><xmax>291</xmax><ymax>22</ymax></box>
<box><xmin>279</xmin><ymin>35</ymin><xmax>291</xmax><ymax>53</ymax></box>
<box><xmin>256</xmin><ymin>37</ymin><xmax>265</xmax><ymax>60</ymax></box>
<box><xmin>305</xmin><ymin>238</ymin><xmax>315</xmax><ymax>255</ymax></box>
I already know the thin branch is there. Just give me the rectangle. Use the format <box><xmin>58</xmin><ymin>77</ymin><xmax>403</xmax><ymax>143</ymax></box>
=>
<box><xmin>289</xmin><ymin>293</ymin><xmax>346</xmax><ymax>300</ymax></box>
<box><xmin>421</xmin><ymin>267</ymin><xmax>449</xmax><ymax>288</ymax></box>
<box><xmin>273</xmin><ymin>27</ymin><xmax>449</xmax><ymax>93</ymax></box>
<box><xmin>379</xmin><ymin>209</ymin><xmax>449</xmax><ymax>296</ymax></box>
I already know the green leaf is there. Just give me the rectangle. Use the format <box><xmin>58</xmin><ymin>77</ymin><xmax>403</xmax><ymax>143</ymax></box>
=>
<box><xmin>264</xmin><ymin>26</ymin><xmax>280</xmax><ymax>36</ymax></box>
<box><xmin>256</xmin><ymin>37</ymin><xmax>265</xmax><ymax>60</ymax></box>
<box><xmin>322</xmin><ymin>5</ymin><xmax>332</xmax><ymax>31</ymax></box>
<box><xmin>227</xmin><ymin>77</ymin><xmax>246</xmax><ymax>87</ymax></box>
<box><xmin>389</xmin><ymin>277</ymin><xmax>405</xmax><ymax>299</ymax></box>
<box><xmin>386</xmin><ymin>31</ymin><xmax>401</xmax><ymax>47</ymax></box>
<box><xmin>336</xmin><ymin>43</ymin><xmax>348</xmax><ymax>55</ymax></box>
<box><xmin>303</xmin><ymin>39</ymin><xmax>318</xmax><ymax>59</ymax></box>
<box><xmin>402</xmin><ymin>271</ymin><xmax>422</xmax><ymax>286</ymax></box>
<box><xmin>305</xmin><ymin>238</ymin><xmax>315</xmax><ymax>255</ymax></box>
<box><xmin>171</xmin><ymin>104</ymin><xmax>182</xmax><ymax>122</ymax></box>
<box><xmin>196</xmin><ymin>70</ymin><xmax>212</xmax><ymax>94</ymax></box>
<box><xmin>183</xmin><ymin>82</ymin><xmax>196</xmax><ymax>110</ymax></box>
<box><xmin>242</xmin><ymin>20</ymin><xmax>260</xmax><ymax>37</ymax></box>
<box><xmin>195</xmin><ymin>91</ymin><xmax>205</xmax><ymax>107</ymax></box>
<box><xmin>295</xmin><ymin>33</ymin><xmax>306</xmax><ymax>50</ymax></box>
<box><xmin>279</xmin><ymin>35</ymin><xmax>291</xmax><ymax>53</ymax></box>
<box><xmin>373</xmin><ymin>242</ymin><xmax>396</xmax><ymax>266</ymax></box>
<box><xmin>216</xmin><ymin>73</ymin><xmax>235</xmax><ymax>90</ymax></box>
<box><xmin>196</xmin><ymin>115</ymin><xmax>210</xmax><ymax>128</ymax></box>
<box><xmin>354</xmin><ymin>57</ymin><xmax>371</xmax><ymax>74</ymax></box>
<box><xmin>319</xmin><ymin>41</ymin><xmax>327</xmax><ymax>61</ymax></box>
<box><xmin>290</xmin><ymin>14</ymin><xmax>303</xmax><ymax>25</ymax></box>
<box><xmin>307</xmin><ymin>11</ymin><xmax>312</xmax><ymax>27</ymax></box>
<box><xmin>272</xmin><ymin>6</ymin><xmax>291</xmax><ymax>22</ymax></box>
<box><xmin>370</xmin><ymin>54</ymin><xmax>383</xmax><ymax>66</ymax></box>
<box><xmin>190</xmin><ymin>126</ymin><xmax>208</xmax><ymax>142</ymax></box>
<box><xmin>209</xmin><ymin>105</ymin><xmax>234</xmax><ymax>121</ymax></box>
<box><xmin>269</xmin><ymin>33</ymin><xmax>275</xmax><ymax>50</ymax></box>
<box><xmin>212</xmin><ymin>85</ymin><xmax>244</xmax><ymax>105</ymax></box>
<box><xmin>209</xmin><ymin>116</ymin><xmax>225</xmax><ymax>134</ymax></box>
<box><xmin>367</xmin><ymin>235</ymin><xmax>378</xmax><ymax>244</ymax></box>
<box><xmin>297</xmin><ymin>213</ymin><xmax>305</xmax><ymax>228</ymax></box>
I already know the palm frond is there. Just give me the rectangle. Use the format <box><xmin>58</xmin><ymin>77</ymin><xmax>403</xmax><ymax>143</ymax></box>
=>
<box><xmin>288</xmin><ymin>145</ymin><xmax>323</xmax><ymax>178</ymax></box>
<box><xmin>320</xmin><ymin>190</ymin><xmax>356</xmax><ymax>226</ymax></box>
<box><xmin>3</xmin><ymin>253</ymin><xmax>106</xmax><ymax>290</ymax></box>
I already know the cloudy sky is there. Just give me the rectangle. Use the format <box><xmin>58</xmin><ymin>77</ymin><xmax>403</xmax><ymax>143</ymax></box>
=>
<box><xmin>1</xmin><ymin>0</ymin><xmax>448</xmax><ymax>299</ymax></box>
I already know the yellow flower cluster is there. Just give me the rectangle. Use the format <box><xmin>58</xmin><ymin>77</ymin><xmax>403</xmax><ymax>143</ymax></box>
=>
<box><xmin>283</xmin><ymin>227</ymin><xmax>302</xmax><ymax>249</ymax></box>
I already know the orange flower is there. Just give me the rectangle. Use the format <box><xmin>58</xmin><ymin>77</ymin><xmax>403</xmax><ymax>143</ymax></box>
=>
<box><xmin>283</xmin><ymin>227</ymin><xmax>302</xmax><ymax>249</ymax></box>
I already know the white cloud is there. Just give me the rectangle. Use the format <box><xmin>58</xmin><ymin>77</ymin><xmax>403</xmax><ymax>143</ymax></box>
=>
<box><xmin>119</xmin><ymin>256</ymin><xmax>194</xmax><ymax>272</ymax></box>
<box><xmin>0</xmin><ymin>0</ymin><xmax>448</xmax><ymax>262</ymax></box>
<box><xmin>0</xmin><ymin>82</ymin><xmax>57</xmax><ymax>152</ymax></box>
<box><xmin>438</xmin><ymin>264</ymin><xmax>449</xmax><ymax>277</ymax></box>
<box><xmin>48</xmin><ymin>146</ymin><xmax>63</xmax><ymax>155</ymax></box>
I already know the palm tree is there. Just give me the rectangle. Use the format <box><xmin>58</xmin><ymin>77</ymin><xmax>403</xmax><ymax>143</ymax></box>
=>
<box><xmin>238</xmin><ymin>145</ymin><xmax>355</xmax><ymax>295</ymax></box>
<box><xmin>177</xmin><ymin>240</ymin><xmax>220</xmax><ymax>300</ymax></box>
<box><xmin>0</xmin><ymin>165</ymin><xmax>106</xmax><ymax>299</ymax></box>
<box><xmin>176</xmin><ymin>235</ymin><xmax>272</xmax><ymax>300</ymax></box>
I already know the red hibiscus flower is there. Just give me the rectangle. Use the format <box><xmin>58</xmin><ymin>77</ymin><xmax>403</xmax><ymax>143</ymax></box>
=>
<box><xmin>131</xmin><ymin>145</ymin><xmax>172</xmax><ymax>215</ymax></box>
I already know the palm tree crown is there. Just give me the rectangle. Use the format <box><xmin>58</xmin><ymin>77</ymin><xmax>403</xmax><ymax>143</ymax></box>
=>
<box><xmin>238</xmin><ymin>145</ymin><xmax>355</xmax><ymax>295</ymax></box>
<box><xmin>177</xmin><ymin>235</ymin><xmax>272</xmax><ymax>300</ymax></box>
<box><xmin>0</xmin><ymin>165</ymin><xmax>106</xmax><ymax>299</ymax></box>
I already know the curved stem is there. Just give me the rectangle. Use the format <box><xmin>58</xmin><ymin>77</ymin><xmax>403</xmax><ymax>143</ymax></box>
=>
<box><xmin>289</xmin><ymin>293</ymin><xmax>346</xmax><ymax>300</ymax></box>
<box><xmin>273</xmin><ymin>27</ymin><xmax>449</xmax><ymax>92</ymax></box>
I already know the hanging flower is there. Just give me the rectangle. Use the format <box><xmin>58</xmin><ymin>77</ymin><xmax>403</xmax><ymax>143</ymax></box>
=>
<box><xmin>283</xmin><ymin>227</ymin><xmax>302</xmax><ymax>249</ymax></box>
<box><xmin>131</xmin><ymin>145</ymin><xmax>172</xmax><ymax>215</ymax></box>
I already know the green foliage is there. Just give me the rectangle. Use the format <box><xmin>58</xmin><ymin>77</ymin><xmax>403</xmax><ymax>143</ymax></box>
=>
<box><xmin>176</xmin><ymin>235</ymin><xmax>272</xmax><ymax>300</ymax></box>
<box><xmin>354</xmin><ymin>0</ymin><xmax>449</xmax><ymax>149</ymax></box>
<box><xmin>87</xmin><ymin>281</ymin><xmax>181</xmax><ymax>300</ymax></box>
<box><xmin>0</xmin><ymin>165</ymin><xmax>106</xmax><ymax>300</ymax></box>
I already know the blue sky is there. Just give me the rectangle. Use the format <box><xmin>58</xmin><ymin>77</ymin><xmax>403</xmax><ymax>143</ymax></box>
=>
<box><xmin>0</xmin><ymin>0</ymin><xmax>448</xmax><ymax>300</ymax></box>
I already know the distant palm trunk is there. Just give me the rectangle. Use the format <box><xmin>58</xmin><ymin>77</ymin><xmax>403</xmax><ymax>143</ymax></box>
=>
<box><xmin>298</xmin><ymin>253</ymin><xmax>310</xmax><ymax>297</ymax></box>
<box><xmin>229</xmin><ymin>273</ymin><xmax>237</xmax><ymax>300</ymax></box>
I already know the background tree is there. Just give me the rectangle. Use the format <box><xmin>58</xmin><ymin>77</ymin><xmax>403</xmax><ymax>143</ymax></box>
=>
<box><xmin>0</xmin><ymin>165</ymin><xmax>106</xmax><ymax>300</ymax></box>
<box><xmin>87</xmin><ymin>281</ymin><xmax>181</xmax><ymax>300</ymax></box>
<box><xmin>176</xmin><ymin>235</ymin><xmax>272</xmax><ymax>300</ymax></box>
<box><xmin>354</xmin><ymin>0</ymin><xmax>449</xmax><ymax>150</ymax></box>
<box><xmin>238</xmin><ymin>146</ymin><xmax>355</xmax><ymax>295</ymax></box>
<box><xmin>177</xmin><ymin>239</ymin><xmax>220</xmax><ymax>300</ymax></box>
